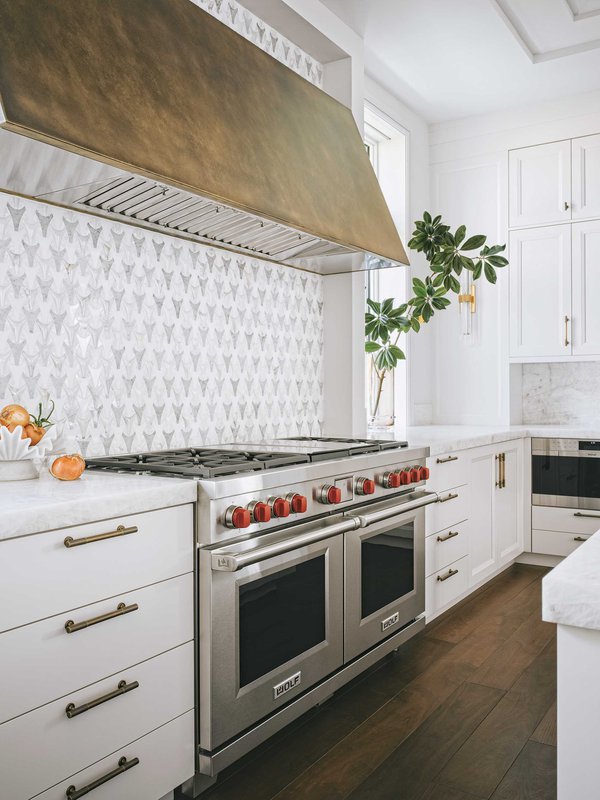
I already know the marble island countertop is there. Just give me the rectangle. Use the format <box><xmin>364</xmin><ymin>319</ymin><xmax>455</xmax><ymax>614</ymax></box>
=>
<box><xmin>0</xmin><ymin>471</ymin><xmax>198</xmax><ymax>541</ymax></box>
<box><xmin>543</xmin><ymin>530</ymin><xmax>600</xmax><ymax>631</ymax></box>
<box><xmin>405</xmin><ymin>424</ymin><xmax>600</xmax><ymax>456</ymax></box>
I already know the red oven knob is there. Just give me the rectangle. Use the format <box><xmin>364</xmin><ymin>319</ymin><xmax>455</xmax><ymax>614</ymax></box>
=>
<box><xmin>422</xmin><ymin>466</ymin><xmax>430</xmax><ymax>480</ymax></box>
<box><xmin>382</xmin><ymin>471</ymin><xmax>401</xmax><ymax>489</ymax></box>
<box><xmin>286</xmin><ymin>493</ymin><xmax>308</xmax><ymax>513</ymax></box>
<box><xmin>399</xmin><ymin>468</ymin><xmax>413</xmax><ymax>485</ymax></box>
<box><xmin>269</xmin><ymin>497</ymin><xmax>291</xmax><ymax>518</ymax></box>
<box><xmin>319</xmin><ymin>484</ymin><xmax>342</xmax><ymax>504</ymax></box>
<box><xmin>410</xmin><ymin>466</ymin><xmax>421</xmax><ymax>482</ymax></box>
<box><xmin>225</xmin><ymin>506</ymin><xmax>251</xmax><ymax>529</ymax></box>
<box><xmin>356</xmin><ymin>477</ymin><xmax>375</xmax><ymax>495</ymax></box>
<box><xmin>248</xmin><ymin>501</ymin><xmax>271</xmax><ymax>523</ymax></box>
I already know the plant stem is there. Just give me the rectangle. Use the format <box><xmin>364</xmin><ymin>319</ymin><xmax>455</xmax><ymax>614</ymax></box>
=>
<box><xmin>372</xmin><ymin>364</ymin><xmax>387</xmax><ymax>419</ymax></box>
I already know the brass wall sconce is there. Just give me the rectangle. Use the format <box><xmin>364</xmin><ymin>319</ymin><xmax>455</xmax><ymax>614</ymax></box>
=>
<box><xmin>458</xmin><ymin>283</ymin><xmax>476</xmax><ymax>335</ymax></box>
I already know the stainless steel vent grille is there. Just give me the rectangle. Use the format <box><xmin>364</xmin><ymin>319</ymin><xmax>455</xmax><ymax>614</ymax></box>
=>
<box><xmin>76</xmin><ymin>176</ymin><xmax>351</xmax><ymax>264</ymax></box>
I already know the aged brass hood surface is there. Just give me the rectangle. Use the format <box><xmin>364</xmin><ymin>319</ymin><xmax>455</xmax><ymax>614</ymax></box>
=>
<box><xmin>0</xmin><ymin>0</ymin><xmax>408</xmax><ymax>273</ymax></box>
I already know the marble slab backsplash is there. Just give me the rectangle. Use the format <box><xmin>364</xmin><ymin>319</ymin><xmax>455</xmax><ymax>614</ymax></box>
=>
<box><xmin>0</xmin><ymin>192</ymin><xmax>324</xmax><ymax>456</ymax></box>
<box><xmin>522</xmin><ymin>363</ymin><xmax>600</xmax><ymax>425</ymax></box>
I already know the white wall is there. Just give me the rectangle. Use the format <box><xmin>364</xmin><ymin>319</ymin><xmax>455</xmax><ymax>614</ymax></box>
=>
<box><xmin>429</xmin><ymin>89</ymin><xmax>600</xmax><ymax>426</ymax></box>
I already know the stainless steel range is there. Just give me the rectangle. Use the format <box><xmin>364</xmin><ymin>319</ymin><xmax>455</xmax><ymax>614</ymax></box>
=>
<box><xmin>87</xmin><ymin>436</ymin><xmax>438</xmax><ymax>784</ymax></box>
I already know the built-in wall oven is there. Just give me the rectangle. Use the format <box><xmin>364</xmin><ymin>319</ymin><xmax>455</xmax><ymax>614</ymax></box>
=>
<box><xmin>532</xmin><ymin>438</ymin><xmax>600</xmax><ymax>510</ymax></box>
<box><xmin>199</xmin><ymin>489</ymin><xmax>435</xmax><ymax>762</ymax></box>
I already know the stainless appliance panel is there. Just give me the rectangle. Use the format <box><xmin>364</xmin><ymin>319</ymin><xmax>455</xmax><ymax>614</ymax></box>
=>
<box><xmin>199</xmin><ymin>529</ymin><xmax>344</xmax><ymax>751</ymax></box>
<box><xmin>344</xmin><ymin>503</ymin><xmax>427</xmax><ymax>662</ymax></box>
<box><xmin>532</xmin><ymin>438</ymin><xmax>600</xmax><ymax>509</ymax></box>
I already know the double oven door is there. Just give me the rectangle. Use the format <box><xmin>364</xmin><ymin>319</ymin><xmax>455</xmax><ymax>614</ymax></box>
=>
<box><xmin>344</xmin><ymin>502</ymin><xmax>425</xmax><ymax>662</ymax></box>
<box><xmin>201</xmin><ymin>494</ymin><xmax>433</xmax><ymax>753</ymax></box>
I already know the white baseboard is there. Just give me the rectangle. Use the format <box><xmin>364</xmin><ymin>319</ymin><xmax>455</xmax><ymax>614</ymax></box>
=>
<box><xmin>516</xmin><ymin>552</ymin><xmax>562</xmax><ymax>568</ymax></box>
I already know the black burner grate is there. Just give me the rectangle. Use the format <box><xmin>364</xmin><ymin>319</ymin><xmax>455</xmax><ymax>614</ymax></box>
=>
<box><xmin>86</xmin><ymin>447</ymin><xmax>311</xmax><ymax>478</ymax></box>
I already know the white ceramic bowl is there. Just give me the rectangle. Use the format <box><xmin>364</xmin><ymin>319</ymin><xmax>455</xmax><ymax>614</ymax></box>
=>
<box><xmin>0</xmin><ymin>425</ymin><xmax>56</xmax><ymax>462</ymax></box>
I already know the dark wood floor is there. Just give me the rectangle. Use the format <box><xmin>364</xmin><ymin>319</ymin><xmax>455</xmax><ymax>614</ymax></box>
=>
<box><xmin>202</xmin><ymin>564</ymin><xmax>556</xmax><ymax>800</ymax></box>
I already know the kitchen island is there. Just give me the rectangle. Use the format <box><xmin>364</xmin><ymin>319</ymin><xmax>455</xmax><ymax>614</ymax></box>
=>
<box><xmin>543</xmin><ymin>532</ymin><xmax>600</xmax><ymax>800</ymax></box>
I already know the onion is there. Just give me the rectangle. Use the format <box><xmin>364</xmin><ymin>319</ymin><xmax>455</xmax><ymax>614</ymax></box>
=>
<box><xmin>50</xmin><ymin>454</ymin><xmax>86</xmax><ymax>481</ymax></box>
<box><xmin>0</xmin><ymin>404</ymin><xmax>30</xmax><ymax>429</ymax></box>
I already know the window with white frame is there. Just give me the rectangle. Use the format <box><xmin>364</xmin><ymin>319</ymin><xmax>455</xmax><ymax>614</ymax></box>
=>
<box><xmin>364</xmin><ymin>105</ymin><xmax>409</xmax><ymax>430</ymax></box>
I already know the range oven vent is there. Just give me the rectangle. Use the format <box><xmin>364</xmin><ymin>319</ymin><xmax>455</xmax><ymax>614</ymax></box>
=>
<box><xmin>76</xmin><ymin>175</ymin><xmax>349</xmax><ymax>264</ymax></box>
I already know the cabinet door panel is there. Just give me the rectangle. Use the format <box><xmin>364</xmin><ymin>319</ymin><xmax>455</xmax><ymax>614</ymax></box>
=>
<box><xmin>509</xmin><ymin>225</ymin><xmax>571</xmax><ymax>357</ymax></box>
<box><xmin>509</xmin><ymin>141</ymin><xmax>571</xmax><ymax>227</ymax></box>
<box><xmin>572</xmin><ymin>220</ymin><xmax>600</xmax><ymax>355</ymax></box>
<box><xmin>468</xmin><ymin>449</ymin><xmax>495</xmax><ymax>585</ymax></box>
<box><xmin>572</xmin><ymin>134</ymin><xmax>600</xmax><ymax>220</ymax></box>
<box><xmin>495</xmin><ymin>443</ymin><xmax>523</xmax><ymax>564</ymax></box>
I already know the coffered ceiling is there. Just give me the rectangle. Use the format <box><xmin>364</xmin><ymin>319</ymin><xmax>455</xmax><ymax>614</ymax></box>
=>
<box><xmin>322</xmin><ymin>0</ymin><xmax>600</xmax><ymax>123</ymax></box>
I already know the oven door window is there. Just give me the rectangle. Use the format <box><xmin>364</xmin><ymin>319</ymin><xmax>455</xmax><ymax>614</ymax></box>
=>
<box><xmin>239</xmin><ymin>554</ymin><xmax>326</xmax><ymax>688</ymax></box>
<box><xmin>361</xmin><ymin>521</ymin><xmax>415</xmax><ymax>620</ymax></box>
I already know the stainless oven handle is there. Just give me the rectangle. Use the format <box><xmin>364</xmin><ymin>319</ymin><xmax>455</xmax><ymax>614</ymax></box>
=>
<box><xmin>211</xmin><ymin>517</ymin><xmax>360</xmax><ymax>572</ymax></box>
<box><xmin>350</xmin><ymin>492</ymin><xmax>440</xmax><ymax>528</ymax></box>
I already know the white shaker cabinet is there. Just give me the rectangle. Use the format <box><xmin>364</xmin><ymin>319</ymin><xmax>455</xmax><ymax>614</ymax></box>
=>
<box><xmin>572</xmin><ymin>133</ymin><xmax>600</xmax><ymax>221</ymax></box>
<box><xmin>468</xmin><ymin>440</ymin><xmax>524</xmax><ymax>586</ymax></box>
<box><xmin>572</xmin><ymin>220</ymin><xmax>600</xmax><ymax>356</ymax></box>
<box><xmin>509</xmin><ymin>225</ymin><xmax>571</xmax><ymax>358</ymax></box>
<box><xmin>509</xmin><ymin>140</ymin><xmax>571</xmax><ymax>228</ymax></box>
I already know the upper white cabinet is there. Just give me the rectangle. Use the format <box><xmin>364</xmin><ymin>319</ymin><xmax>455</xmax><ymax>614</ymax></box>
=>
<box><xmin>572</xmin><ymin>134</ymin><xmax>600</xmax><ymax>221</ymax></box>
<box><xmin>509</xmin><ymin>140</ymin><xmax>571</xmax><ymax>228</ymax></box>
<box><xmin>572</xmin><ymin>220</ymin><xmax>600</xmax><ymax>356</ymax></box>
<box><xmin>509</xmin><ymin>225</ymin><xmax>571</xmax><ymax>358</ymax></box>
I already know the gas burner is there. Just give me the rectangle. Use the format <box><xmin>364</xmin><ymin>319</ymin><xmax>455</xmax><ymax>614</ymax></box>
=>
<box><xmin>86</xmin><ymin>447</ymin><xmax>311</xmax><ymax>478</ymax></box>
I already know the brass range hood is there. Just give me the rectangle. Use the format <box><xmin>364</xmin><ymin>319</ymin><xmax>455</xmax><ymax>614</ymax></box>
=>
<box><xmin>0</xmin><ymin>0</ymin><xmax>408</xmax><ymax>275</ymax></box>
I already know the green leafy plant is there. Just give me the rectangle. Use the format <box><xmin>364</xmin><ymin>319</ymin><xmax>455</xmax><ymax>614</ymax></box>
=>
<box><xmin>366</xmin><ymin>212</ymin><xmax>508</xmax><ymax>418</ymax></box>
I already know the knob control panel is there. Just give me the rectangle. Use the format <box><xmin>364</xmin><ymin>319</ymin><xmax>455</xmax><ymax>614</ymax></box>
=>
<box><xmin>268</xmin><ymin>496</ymin><xmax>291</xmax><ymax>518</ymax></box>
<box><xmin>286</xmin><ymin>493</ymin><xmax>308</xmax><ymax>514</ymax></box>
<box><xmin>355</xmin><ymin>477</ymin><xmax>375</xmax><ymax>496</ymax></box>
<box><xmin>319</xmin><ymin>484</ymin><xmax>342</xmax><ymax>504</ymax></box>
<box><xmin>224</xmin><ymin>505</ymin><xmax>251</xmax><ymax>529</ymax></box>
<box><xmin>247</xmin><ymin>501</ymin><xmax>271</xmax><ymax>523</ymax></box>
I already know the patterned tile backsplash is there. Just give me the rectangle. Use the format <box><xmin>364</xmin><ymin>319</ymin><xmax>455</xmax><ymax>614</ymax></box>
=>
<box><xmin>522</xmin><ymin>362</ymin><xmax>600</xmax><ymax>425</ymax></box>
<box><xmin>194</xmin><ymin>0</ymin><xmax>323</xmax><ymax>86</ymax></box>
<box><xmin>0</xmin><ymin>192</ymin><xmax>324</xmax><ymax>456</ymax></box>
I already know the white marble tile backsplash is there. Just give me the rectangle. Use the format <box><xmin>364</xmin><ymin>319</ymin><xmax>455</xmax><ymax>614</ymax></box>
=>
<box><xmin>522</xmin><ymin>362</ymin><xmax>600</xmax><ymax>425</ymax></box>
<box><xmin>0</xmin><ymin>192</ymin><xmax>324</xmax><ymax>456</ymax></box>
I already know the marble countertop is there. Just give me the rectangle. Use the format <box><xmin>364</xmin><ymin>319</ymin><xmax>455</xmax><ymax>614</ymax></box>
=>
<box><xmin>0</xmin><ymin>472</ymin><xmax>198</xmax><ymax>541</ymax></box>
<box><xmin>543</xmin><ymin>530</ymin><xmax>600</xmax><ymax>631</ymax></box>
<box><xmin>405</xmin><ymin>424</ymin><xmax>600</xmax><ymax>456</ymax></box>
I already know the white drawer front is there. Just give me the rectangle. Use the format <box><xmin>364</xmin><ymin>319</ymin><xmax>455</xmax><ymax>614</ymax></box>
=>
<box><xmin>0</xmin><ymin>504</ymin><xmax>193</xmax><ymax>632</ymax></box>
<box><xmin>426</xmin><ymin>452</ymin><xmax>468</xmax><ymax>493</ymax></box>
<box><xmin>532</xmin><ymin>529</ymin><xmax>592</xmax><ymax>557</ymax></box>
<box><xmin>426</xmin><ymin>556</ymin><xmax>469</xmax><ymax>617</ymax></box>
<box><xmin>425</xmin><ymin>522</ymin><xmax>469</xmax><ymax>578</ymax></box>
<box><xmin>0</xmin><ymin>573</ymin><xmax>193</xmax><ymax>723</ymax></box>
<box><xmin>35</xmin><ymin>710</ymin><xmax>194</xmax><ymax>800</ymax></box>
<box><xmin>532</xmin><ymin>506</ymin><xmax>600</xmax><ymax>535</ymax></box>
<box><xmin>0</xmin><ymin>643</ymin><xmax>194</xmax><ymax>800</ymax></box>
<box><xmin>426</xmin><ymin>485</ymin><xmax>469</xmax><ymax>535</ymax></box>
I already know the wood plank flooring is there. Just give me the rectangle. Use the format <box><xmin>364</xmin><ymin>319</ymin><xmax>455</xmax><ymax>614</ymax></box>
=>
<box><xmin>200</xmin><ymin>564</ymin><xmax>556</xmax><ymax>800</ymax></box>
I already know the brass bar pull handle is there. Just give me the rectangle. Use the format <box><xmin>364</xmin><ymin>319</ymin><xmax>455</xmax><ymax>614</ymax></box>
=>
<box><xmin>565</xmin><ymin>315</ymin><xmax>570</xmax><ymax>347</ymax></box>
<box><xmin>437</xmin><ymin>568</ymin><xmax>459</xmax><ymax>582</ymax></box>
<box><xmin>564</xmin><ymin>201</ymin><xmax>570</xmax><ymax>211</ymax></box>
<box><xmin>66</xmin><ymin>756</ymin><xmax>139</xmax><ymax>799</ymax></box>
<box><xmin>437</xmin><ymin>530</ymin><xmax>459</xmax><ymax>542</ymax></box>
<box><xmin>65</xmin><ymin>602</ymin><xmax>138</xmax><ymax>634</ymax></box>
<box><xmin>501</xmin><ymin>453</ymin><xmax>506</xmax><ymax>489</ymax></box>
<box><xmin>436</xmin><ymin>455</ymin><xmax>458</xmax><ymax>464</ymax></box>
<box><xmin>574</xmin><ymin>512</ymin><xmax>600</xmax><ymax>519</ymax></box>
<box><xmin>574</xmin><ymin>536</ymin><xmax>589</xmax><ymax>542</ymax></box>
<box><xmin>495</xmin><ymin>453</ymin><xmax>500</xmax><ymax>487</ymax></box>
<box><xmin>64</xmin><ymin>524</ymin><xmax>138</xmax><ymax>548</ymax></box>
<box><xmin>438</xmin><ymin>492</ymin><xmax>458</xmax><ymax>503</ymax></box>
<box><xmin>66</xmin><ymin>680</ymin><xmax>139</xmax><ymax>719</ymax></box>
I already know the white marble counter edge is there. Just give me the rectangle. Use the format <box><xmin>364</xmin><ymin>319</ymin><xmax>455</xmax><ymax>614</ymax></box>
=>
<box><xmin>0</xmin><ymin>473</ymin><xmax>198</xmax><ymax>541</ymax></box>
<box><xmin>407</xmin><ymin>426</ymin><xmax>600</xmax><ymax>456</ymax></box>
<box><xmin>542</xmin><ymin>530</ymin><xmax>600</xmax><ymax>631</ymax></box>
